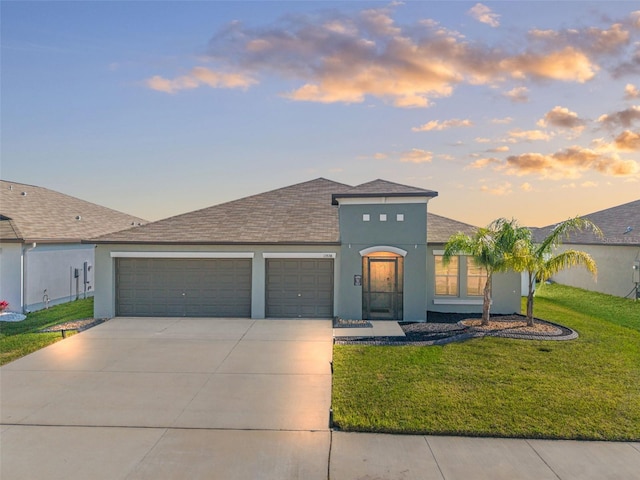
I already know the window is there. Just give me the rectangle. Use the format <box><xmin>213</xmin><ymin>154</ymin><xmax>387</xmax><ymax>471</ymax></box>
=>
<box><xmin>363</xmin><ymin>214</ymin><xmax>370</xmax><ymax>222</ymax></box>
<box><xmin>379</xmin><ymin>214</ymin><xmax>387</xmax><ymax>222</ymax></box>
<box><xmin>434</xmin><ymin>256</ymin><xmax>458</xmax><ymax>296</ymax></box>
<box><xmin>467</xmin><ymin>261</ymin><xmax>488</xmax><ymax>296</ymax></box>
<box><xmin>396</xmin><ymin>213</ymin><xmax>404</xmax><ymax>222</ymax></box>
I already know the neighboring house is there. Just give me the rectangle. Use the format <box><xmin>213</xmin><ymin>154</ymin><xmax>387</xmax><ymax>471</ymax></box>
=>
<box><xmin>533</xmin><ymin>199</ymin><xmax>640</xmax><ymax>299</ymax></box>
<box><xmin>0</xmin><ymin>180</ymin><xmax>147</xmax><ymax>312</ymax></box>
<box><xmin>90</xmin><ymin>178</ymin><xmax>521</xmax><ymax>321</ymax></box>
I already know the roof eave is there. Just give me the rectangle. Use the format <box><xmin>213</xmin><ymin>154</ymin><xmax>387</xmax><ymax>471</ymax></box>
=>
<box><xmin>331</xmin><ymin>191</ymin><xmax>438</xmax><ymax>205</ymax></box>
<box><xmin>89</xmin><ymin>240</ymin><xmax>342</xmax><ymax>246</ymax></box>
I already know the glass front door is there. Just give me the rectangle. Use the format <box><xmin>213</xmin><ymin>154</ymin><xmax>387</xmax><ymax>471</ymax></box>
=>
<box><xmin>363</xmin><ymin>255</ymin><xmax>403</xmax><ymax>320</ymax></box>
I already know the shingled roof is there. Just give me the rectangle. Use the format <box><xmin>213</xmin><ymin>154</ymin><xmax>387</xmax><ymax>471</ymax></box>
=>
<box><xmin>0</xmin><ymin>180</ymin><xmax>147</xmax><ymax>243</ymax></box>
<box><xmin>533</xmin><ymin>199</ymin><xmax>640</xmax><ymax>246</ymax></box>
<box><xmin>427</xmin><ymin>212</ymin><xmax>477</xmax><ymax>243</ymax></box>
<box><xmin>331</xmin><ymin>179</ymin><xmax>437</xmax><ymax>204</ymax></box>
<box><xmin>92</xmin><ymin>177</ymin><xmax>467</xmax><ymax>245</ymax></box>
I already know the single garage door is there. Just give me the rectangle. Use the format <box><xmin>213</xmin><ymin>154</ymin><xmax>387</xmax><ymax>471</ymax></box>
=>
<box><xmin>265</xmin><ymin>258</ymin><xmax>334</xmax><ymax>318</ymax></box>
<box><xmin>116</xmin><ymin>258</ymin><xmax>251</xmax><ymax>317</ymax></box>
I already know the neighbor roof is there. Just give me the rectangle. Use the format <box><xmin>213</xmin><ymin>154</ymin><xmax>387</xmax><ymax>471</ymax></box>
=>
<box><xmin>92</xmin><ymin>178</ymin><xmax>467</xmax><ymax>245</ymax></box>
<box><xmin>533</xmin><ymin>199</ymin><xmax>640</xmax><ymax>246</ymax></box>
<box><xmin>0</xmin><ymin>180</ymin><xmax>147</xmax><ymax>243</ymax></box>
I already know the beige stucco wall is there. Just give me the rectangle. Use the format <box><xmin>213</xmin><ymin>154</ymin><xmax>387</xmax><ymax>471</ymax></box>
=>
<box><xmin>550</xmin><ymin>244</ymin><xmax>640</xmax><ymax>298</ymax></box>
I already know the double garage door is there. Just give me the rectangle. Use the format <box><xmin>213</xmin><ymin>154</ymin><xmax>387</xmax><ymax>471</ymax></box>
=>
<box><xmin>116</xmin><ymin>257</ymin><xmax>333</xmax><ymax>318</ymax></box>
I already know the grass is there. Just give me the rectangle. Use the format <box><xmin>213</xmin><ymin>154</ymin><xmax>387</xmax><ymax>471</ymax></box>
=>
<box><xmin>332</xmin><ymin>283</ymin><xmax>640</xmax><ymax>440</ymax></box>
<box><xmin>0</xmin><ymin>298</ymin><xmax>93</xmax><ymax>366</ymax></box>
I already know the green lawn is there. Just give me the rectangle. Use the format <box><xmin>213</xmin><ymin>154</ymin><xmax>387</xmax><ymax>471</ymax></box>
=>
<box><xmin>0</xmin><ymin>298</ymin><xmax>93</xmax><ymax>366</ymax></box>
<box><xmin>332</xmin><ymin>283</ymin><xmax>640</xmax><ymax>440</ymax></box>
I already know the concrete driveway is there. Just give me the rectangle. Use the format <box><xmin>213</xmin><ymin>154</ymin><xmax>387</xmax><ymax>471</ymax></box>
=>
<box><xmin>1</xmin><ymin>317</ymin><xmax>333</xmax><ymax>479</ymax></box>
<box><xmin>2</xmin><ymin>318</ymin><xmax>640</xmax><ymax>479</ymax></box>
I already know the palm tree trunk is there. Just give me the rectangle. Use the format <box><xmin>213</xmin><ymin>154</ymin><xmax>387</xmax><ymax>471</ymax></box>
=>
<box><xmin>526</xmin><ymin>273</ymin><xmax>535</xmax><ymax>327</ymax></box>
<box><xmin>482</xmin><ymin>274</ymin><xmax>492</xmax><ymax>326</ymax></box>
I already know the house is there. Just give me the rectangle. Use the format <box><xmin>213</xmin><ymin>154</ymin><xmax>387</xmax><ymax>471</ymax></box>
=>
<box><xmin>534</xmin><ymin>199</ymin><xmax>640</xmax><ymax>299</ymax></box>
<box><xmin>0</xmin><ymin>180</ymin><xmax>147</xmax><ymax>312</ymax></box>
<box><xmin>90</xmin><ymin>178</ymin><xmax>521</xmax><ymax>321</ymax></box>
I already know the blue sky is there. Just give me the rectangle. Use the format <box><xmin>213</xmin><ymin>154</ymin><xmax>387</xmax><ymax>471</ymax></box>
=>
<box><xmin>2</xmin><ymin>1</ymin><xmax>639</xmax><ymax>227</ymax></box>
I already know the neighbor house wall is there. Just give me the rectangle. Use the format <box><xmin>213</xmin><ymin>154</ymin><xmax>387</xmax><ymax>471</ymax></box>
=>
<box><xmin>0</xmin><ymin>242</ymin><xmax>23</xmax><ymax>311</ymax></box>
<box><xmin>24</xmin><ymin>243</ymin><xmax>95</xmax><ymax>311</ymax></box>
<box><xmin>94</xmin><ymin>244</ymin><xmax>341</xmax><ymax>319</ymax></box>
<box><xmin>337</xmin><ymin>202</ymin><xmax>428</xmax><ymax>321</ymax></box>
<box><xmin>550</xmin><ymin>244</ymin><xmax>640</xmax><ymax>298</ymax></box>
<box><xmin>426</xmin><ymin>245</ymin><xmax>522</xmax><ymax>315</ymax></box>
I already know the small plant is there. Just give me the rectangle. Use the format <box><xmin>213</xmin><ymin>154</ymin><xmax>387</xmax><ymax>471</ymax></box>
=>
<box><xmin>0</xmin><ymin>300</ymin><xmax>8</xmax><ymax>313</ymax></box>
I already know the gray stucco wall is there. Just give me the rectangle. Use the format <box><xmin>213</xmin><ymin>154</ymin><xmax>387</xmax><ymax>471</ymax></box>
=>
<box><xmin>550</xmin><ymin>244</ymin><xmax>640</xmax><ymax>298</ymax></box>
<box><xmin>427</xmin><ymin>245</ymin><xmax>522</xmax><ymax>315</ymax></box>
<box><xmin>336</xmin><ymin>203</ymin><xmax>428</xmax><ymax>321</ymax></box>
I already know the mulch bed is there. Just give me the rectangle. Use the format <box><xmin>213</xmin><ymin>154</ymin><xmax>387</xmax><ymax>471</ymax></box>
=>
<box><xmin>335</xmin><ymin>312</ymin><xmax>578</xmax><ymax>345</ymax></box>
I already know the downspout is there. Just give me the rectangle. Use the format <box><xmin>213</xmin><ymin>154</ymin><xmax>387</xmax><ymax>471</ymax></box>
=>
<box><xmin>21</xmin><ymin>242</ymin><xmax>36</xmax><ymax>314</ymax></box>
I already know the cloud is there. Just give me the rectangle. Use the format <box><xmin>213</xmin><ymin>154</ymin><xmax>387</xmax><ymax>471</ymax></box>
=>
<box><xmin>624</xmin><ymin>83</ymin><xmax>640</xmax><ymax>99</ymax></box>
<box><xmin>536</xmin><ymin>106</ymin><xmax>587</xmax><ymax>132</ymax></box>
<box><xmin>467</xmin><ymin>157</ymin><xmax>500</xmax><ymax>169</ymax></box>
<box><xmin>581</xmin><ymin>181</ymin><xmax>598</xmax><ymax>188</ymax></box>
<box><xmin>488</xmin><ymin>146</ymin><xmax>510</xmax><ymax>153</ymax></box>
<box><xmin>597</xmin><ymin>105</ymin><xmax>640</xmax><ymax>129</ymax></box>
<box><xmin>502</xmin><ymin>146</ymin><xmax>639</xmax><ymax>178</ymax></box>
<box><xmin>520</xmin><ymin>182</ymin><xmax>533</xmax><ymax>192</ymax></box>
<box><xmin>612</xmin><ymin>44</ymin><xmax>640</xmax><ymax>78</ymax></box>
<box><xmin>615</xmin><ymin>130</ymin><xmax>640</xmax><ymax>150</ymax></box>
<box><xmin>412</xmin><ymin>119</ymin><xmax>473</xmax><ymax>132</ymax></box>
<box><xmin>529</xmin><ymin>23</ymin><xmax>630</xmax><ymax>55</ymax></box>
<box><xmin>481</xmin><ymin>182</ymin><xmax>513</xmax><ymax>195</ymax></box>
<box><xmin>400</xmin><ymin>148</ymin><xmax>433</xmax><ymax>163</ymax></box>
<box><xmin>508</xmin><ymin>129</ymin><xmax>551</xmax><ymax>141</ymax></box>
<box><xmin>492</xmin><ymin>116</ymin><xmax>514</xmax><ymax>124</ymax></box>
<box><xmin>373</xmin><ymin>152</ymin><xmax>389</xmax><ymax>160</ymax></box>
<box><xmin>475</xmin><ymin>137</ymin><xmax>491</xmax><ymax>143</ymax></box>
<box><xmin>145</xmin><ymin>67</ymin><xmax>256</xmax><ymax>93</ymax></box>
<box><xmin>468</xmin><ymin>3</ymin><xmax>500</xmax><ymax>28</ymax></box>
<box><xmin>501</xmin><ymin>47</ymin><xmax>598</xmax><ymax>83</ymax></box>
<box><xmin>198</xmin><ymin>6</ymin><xmax>622</xmax><ymax>107</ymax></box>
<box><xmin>504</xmin><ymin>86</ymin><xmax>529</xmax><ymax>103</ymax></box>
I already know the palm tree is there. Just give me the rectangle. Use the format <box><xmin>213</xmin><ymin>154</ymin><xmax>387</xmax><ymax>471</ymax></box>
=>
<box><xmin>510</xmin><ymin>216</ymin><xmax>602</xmax><ymax>326</ymax></box>
<box><xmin>443</xmin><ymin>218</ymin><xmax>529</xmax><ymax>326</ymax></box>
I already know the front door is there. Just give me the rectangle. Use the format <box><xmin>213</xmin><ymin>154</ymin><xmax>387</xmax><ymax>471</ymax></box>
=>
<box><xmin>362</xmin><ymin>254</ymin><xmax>403</xmax><ymax>320</ymax></box>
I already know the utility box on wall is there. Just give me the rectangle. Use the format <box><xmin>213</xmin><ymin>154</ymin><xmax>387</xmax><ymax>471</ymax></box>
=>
<box><xmin>633</xmin><ymin>261</ymin><xmax>640</xmax><ymax>284</ymax></box>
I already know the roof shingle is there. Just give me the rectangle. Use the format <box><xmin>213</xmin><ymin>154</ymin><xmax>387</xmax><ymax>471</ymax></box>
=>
<box><xmin>92</xmin><ymin>178</ymin><xmax>472</xmax><ymax>245</ymax></box>
<box><xmin>0</xmin><ymin>180</ymin><xmax>147</xmax><ymax>242</ymax></box>
<box><xmin>533</xmin><ymin>199</ymin><xmax>640</xmax><ymax>246</ymax></box>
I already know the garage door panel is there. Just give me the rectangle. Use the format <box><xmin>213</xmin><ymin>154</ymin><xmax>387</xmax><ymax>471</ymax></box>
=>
<box><xmin>265</xmin><ymin>259</ymin><xmax>333</xmax><ymax>318</ymax></box>
<box><xmin>116</xmin><ymin>258</ymin><xmax>251</xmax><ymax>317</ymax></box>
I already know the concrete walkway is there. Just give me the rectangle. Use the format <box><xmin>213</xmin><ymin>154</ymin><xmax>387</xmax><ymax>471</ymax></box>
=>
<box><xmin>2</xmin><ymin>318</ymin><xmax>639</xmax><ymax>479</ymax></box>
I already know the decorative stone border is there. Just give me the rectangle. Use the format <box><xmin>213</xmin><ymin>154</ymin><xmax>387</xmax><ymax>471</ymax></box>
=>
<box><xmin>334</xmin><ymin>316</ymin><xmax>578</xmax><ymax>345</ymax></box>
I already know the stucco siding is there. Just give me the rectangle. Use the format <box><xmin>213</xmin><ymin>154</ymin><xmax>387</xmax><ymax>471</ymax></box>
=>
<box><xmin>427</xmin><ymin>245</ymin><xmax>521</xmax><ymax>315</ymax></box>
<box><xmin>0</xmin><ymin>243</ymin><xmax>23</xmax><ymax>311</ymax></box>
<box><xmin>550</xmin><ymin>244</ymin><xmax>640</xmax><ymax>298</ymax></box>
<box><xmin>24</xmin><ymin>244</ymin><xmax>95</xmax><ymax>311</ymax></box>
<box><xmin>336</xmin><ymin>202</ymin><xmax>428</xmax><ymax>321</ymax></box>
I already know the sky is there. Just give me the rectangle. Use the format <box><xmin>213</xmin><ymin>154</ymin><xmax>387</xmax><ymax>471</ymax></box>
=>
<box><xmin>1</xmin><ymin>1</ymin><xmax>639</xmax><ymax>228</ymax></box>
